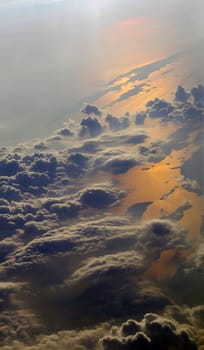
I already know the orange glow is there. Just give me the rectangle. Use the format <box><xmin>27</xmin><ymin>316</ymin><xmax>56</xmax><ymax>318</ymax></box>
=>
<box><xmin>107</xmin><ymin>17</ymin><xmax>149</xmax><ymax>41</ymax></box>
<box><xmin>111</xmin><ymin>128</ymin><xmax>203</xmax><ymax>239</ymax></box>
<box><xmin>145</xmin><ymin>249</ymin><xmax>189</xmax><ymax>281</ymax></box>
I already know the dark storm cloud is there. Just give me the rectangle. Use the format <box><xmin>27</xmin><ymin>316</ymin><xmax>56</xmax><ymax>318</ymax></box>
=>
<box><xmin>100</xmin><ymin>313</ymin><xmax>198</xmax><ymax>350</ymax></box>
<box><xmin>81</xmin><ymin>103</ymin><xmax>102</xmax><ymax>117</ymax></box>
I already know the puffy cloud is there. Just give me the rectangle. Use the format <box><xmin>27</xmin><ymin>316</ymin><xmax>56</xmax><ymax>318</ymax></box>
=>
<box><xmin>81</xmin><ymin>103</ymin><xmax>102</xmax><ymax>116</ymax></box>
<box><xmin>105</xmin><ymin>114</ymin><xmax>130</xmax><ymax>131</ymax></box>
<box><xmin>100</xmin><ymin>313</ymin><xmax>198</xmax><ymax>350</ymax></box>
<box><xmin>175</xmin><ymin>85</ymin><xmax>190</xmax><ymax>103</ymax></box>
<box><xmin>79</xmin><ymin>185</ymin><xmax>123</xmax><ymax>209</ymax></box>
<box><xmin>101</xmin><ymin>156</ymin><xmax>138</xmax><ymax>174</ymax></box>
<box><xmin>0</xmin><ymin>84</ymin><xmax>203</xmax><ymax>348</ymax></box>
<box><xmin>0</xmin><ymin>158</ymin><xmax>21</xmax><ymax>176</ymax></box>
<box><xmin>191</xmin><ymin>85</ymin><xmax>204</xmax><ymax>107</ymax></box>
<box><xmin>34</xmin><ymin>142</ymin><xmax>48</xmax><ymax>151</ymax></box>
<box><xmin>136</xmin><ymin>219</ymin><xmax>187</xmax><ymax>253</ymax></box>
<box><xmin>57</xmin><ymin>127</ymin><xmax>74</xmax><ymax>137</ymax></box>
<box><xmin>0</xmin><ymin>323</ymin><xmax>108</xmax><ymax>350</ymax></box>
<box><xmin>80</xmin><ymin>117</ymin><xmax>104</xmax><ymax>137</ymax></box>
<box><xmin>146</xmin><ymin>98</ymin><xmax>174</xmax><ymax>120</ymax></box>
<box><xmin>135</xmin><ymin>112</ymin><xmax>147</xmax><ymax>125</ymax></box>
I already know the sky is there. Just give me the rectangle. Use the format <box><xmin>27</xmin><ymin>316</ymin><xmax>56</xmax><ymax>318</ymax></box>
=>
<box><xmin>0</xmin><ymin>0</ymin><xmax>203</xmax><ymax>143</ymax></box>
<box><xmin>0</xmin><ymin>1</ymin><xmax>204</xmax><ymax>350</ymax></box>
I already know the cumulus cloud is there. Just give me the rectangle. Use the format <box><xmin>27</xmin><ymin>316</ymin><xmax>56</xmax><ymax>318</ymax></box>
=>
<box><xmin>135</xmin><ymin>112</ymin><xmax>147</xmax><ymax>125</ymax></box>
<box><xmin>80</xmin><ymin>116</ymin><xmax>104</xmax><ymax>137</ymax></box>
<box><xmin>101</xmin><ymin>156</ymin><xmax>139</xmax><ymax>174</ymax></box>
<box><xmin>175</xmin><ymin>85</ymin><xmax>190</xmax><ymax>103</ymax></box>
<box><xmin>105</xmin><ymin>113</ymin><xmax>130</xmax><ymax>131</ymax></box>
<box><xmin>191</xmin><ymin>85</ymin><xmax>204</xmax><ymax>107</ymax></box>
<box><xmin>79</xmin><ymin>185</ymin><xmax>124</xmax><ymax>209</ymax></box>
<box><xmin>100</xmin><ymin>313</ymin><xmax>198</xmax><ymax>350</ymax></box>
<box><xmin>146</xmin><ymin>98</ymin><xmax>174</xmax><ymax>120</ymax></box>
<box><xmin>0</xmin><ymin>84</ymin><xmax>203</xmax><ymax>348</ymax></box>
<box><xmin>81</xmin><ymin>103</ymin><xmax>102</xmax><ymax>116</ymax></box>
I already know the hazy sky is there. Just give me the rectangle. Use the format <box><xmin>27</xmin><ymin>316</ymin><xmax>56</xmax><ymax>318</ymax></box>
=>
<box><xmin>0</xmin><ymin>0</ymin><xmax>203</xmax><ymax>143</ymax></box>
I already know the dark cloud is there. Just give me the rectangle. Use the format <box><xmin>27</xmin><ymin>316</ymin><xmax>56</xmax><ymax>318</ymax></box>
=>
<box><xmin>79</xmin><ymin>185</ymin><xmax>123</xmax><ymax>209</ymax></box>
<box><xmin>81</xmin><ymin>103</ymin><xmax>102</xmax><ymax>116</ymax></box>
<box><xmin>175</xmin><ymin>85</ymin><xmax>190</xmax><ymax>103</ymax></box>
<box><xmin>80</xmin><ymin>117</ymin><xmax>104</xmax><ymax>137</ymax></box>
<box><xmin>146</xmin><ymin>98</ymin><xmax>174</xmax><ymax>120</ymax></box>
<box><xmin>34</xmin><ymin>142</ymin><xmax>48</xmax><ymax>151</ymax></box>
<box><xmin>105</xmin><ymin>113</ymin><xmax>130</xmax><ymax>131</ymax></box>
<box><xmin>0</xmin><ymin>158</ymin><xmax>21</xmax><ymax>176</ymax></box>
<box><xmin>57</xmin><ymin>127</ymin><xmax>74</xmax><ymax>137</ymax></box>
<box><xmin>135</xmin><ymin>112</ymin><xmax>147</xmax><ymax>125</ymax></box>
<box><xmin>100</xmin><ymin>313</ymin><xmax>198</xmax><ymax>350</ymax></box>
<box><xmin>191</xmin><ymin>85</ymin><xmax>204</xmax><ymax>107</ymax></box>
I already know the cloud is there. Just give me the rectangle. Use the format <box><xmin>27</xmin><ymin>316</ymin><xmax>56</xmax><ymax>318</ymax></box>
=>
<box><xmin>101</xmin><ymin>156</ymin><xmax>139</xmax><ymax>174</ymax></box>
<box><xmin>191</xmin><ymin>85</ymin><xmax>204</xmax><ymax>107</ymax></box>
<box><xmin>108</xmin><ymin>83</ymin><xmax>147</xmax><ymax>106</ymax></box>
<box><xmin>0</xmin><ymin>84</ymin><xmax>203</xmax><ymax>348</ymax></box>
<box><xmin>81</xmin><ymin>103</ymin><xmax>102</xmax><ymax>116</ymax></box>
<box><xmin>57</xmin><ymin>127</ymin><xmax>74</xmax><ymax>137</ymax></box>
<box><xmin>107</xmin><ymin>54</ymin><xmax>179</xmax><ymax>87</ymax></box>
<box><xmin>100</xmin><ymin>313</ymin><xmax>198</xmax><ymax>350</ymax></box>
<box><xmin>146</xmin><ymin>98</ymin><xmax>174</xmax><ymax>120</ymax></box>
<box><xmin>135</xmin><ymin>112</ymin><xmax>147</xmax><ymax>125</ymax></box>
<box><xmin>80</xmin><ymin>117</ymin><xmax>104</xmax><ymax>137</ymax></box>
<box><xmin>181</xmin><ymin>146</ymin><xmax>204</xmax><ymax>194</ymax></box>
<box><xmin>105</xmin><ymin>113</ymin><xmax>130</xmax><ymax>131</ymax></box>
<box><xmin>0</xmin><ymin>158</ymin><xmax>21</xmax><ymax>176</ymax></box>
<box><xmin>175</xmin><ymin>85</ymin><xmax>190</xmax><ymax>103</ymax></box>
<box><xmin>79</xmin><ymin>185</ymin><xmax>123</xmax><ymax>209</ymax></box>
